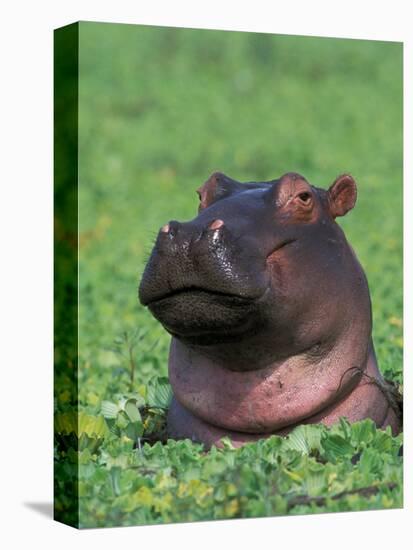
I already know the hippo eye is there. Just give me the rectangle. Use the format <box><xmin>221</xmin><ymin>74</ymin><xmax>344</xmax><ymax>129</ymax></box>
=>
<box><xmin>297</xmin><ymin>192</ymin><xmax>312</xmax><ymax>203</ymax></box>
<box><xmin>196</xmin><ymin>190</ymin><xmax>206</xmax><ymax>212</ymax></box>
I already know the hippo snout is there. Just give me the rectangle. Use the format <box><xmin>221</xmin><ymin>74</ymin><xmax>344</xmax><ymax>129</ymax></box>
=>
<box><xmin>155</xmin><ymin>217</ymin><xmax>227</xmax><ymax>259</ymax></box>
<box><xmin>159</xmin><ymin>217</ymin><xmax>225</xmax><ymax>240</ymax></box>
<box><xmin>138</xmin><ymin>214</ymin><xmax>269</xmax><ymax>342</ymax></box>
<box><xmin>139</xmin><ymin>216</ymin><xmax>268</xmax><ymax>305</ymax></box>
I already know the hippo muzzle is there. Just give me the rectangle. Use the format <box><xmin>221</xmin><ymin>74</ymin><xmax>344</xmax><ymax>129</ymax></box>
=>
<box><xmin>138</xmin><ymin>171</ymin><xmax>401</xmax><ymax>447</ymax></box>
<box><xmin>139</xmin><ymin>201</ymin><xmax>273</xmax><ymax>344</ymax></box>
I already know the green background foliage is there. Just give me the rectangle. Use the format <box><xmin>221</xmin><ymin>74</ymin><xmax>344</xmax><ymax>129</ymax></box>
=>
<box><xmin>54</xmin><ymin>22</ymin><xmax>403</xmax><ymax>528</ymax></box>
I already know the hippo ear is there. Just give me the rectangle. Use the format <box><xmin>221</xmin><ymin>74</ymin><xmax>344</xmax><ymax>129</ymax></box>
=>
<box><xmin>197</xmin><ymin>172</ymin><xmax>243</xmax><ymax>210</ymax></box>
<box><xmin>328</xmin><ymin>174</ymin><xmax>357</xmax><ymax>218</ymax></box>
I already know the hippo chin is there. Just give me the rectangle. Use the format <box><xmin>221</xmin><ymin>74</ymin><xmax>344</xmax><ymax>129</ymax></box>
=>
<box><xmin>139</xmin><ymin>171</ymin><xmax>401</xmax><ymax>448</ymax></box>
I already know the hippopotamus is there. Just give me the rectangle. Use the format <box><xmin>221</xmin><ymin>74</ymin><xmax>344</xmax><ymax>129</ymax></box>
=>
<box><xmin>139</xmin><ymin>171</ymin><xmax>401</xmax><ymax>448</ymax></box>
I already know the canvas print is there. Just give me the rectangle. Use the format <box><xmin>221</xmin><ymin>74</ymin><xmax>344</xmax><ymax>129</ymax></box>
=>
<box><xmin>54</xmin><ymin>22</ymin><xmax>403</xmax><ymax>528</ymax></box>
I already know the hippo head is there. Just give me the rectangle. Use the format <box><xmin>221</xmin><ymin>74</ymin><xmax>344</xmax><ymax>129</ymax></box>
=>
<box><xmin>139</xmin><ymin>172</ymin><xmax>401</xmax><ymax>446</ymax></box>
<box><xmin>139</xmin><ymin>171</ymin><xmax>370</xmax><ymax>372</ymax></box>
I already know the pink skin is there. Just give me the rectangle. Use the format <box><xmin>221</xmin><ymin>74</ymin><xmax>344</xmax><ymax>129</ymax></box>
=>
<box><xmin>167</xmin><ymin>338</ymin><xmax>399</xmax><ymax>449</ymax></box>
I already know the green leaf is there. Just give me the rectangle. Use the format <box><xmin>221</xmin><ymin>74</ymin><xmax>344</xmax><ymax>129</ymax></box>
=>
<box><xmin>110</xmin><ymin>467</ymin><xmax>121</xmax><ymax>497</ymax></box>
<box><xmin>219</xmin><ymin>437</ymin><xmax>235</xmax><ymax>451</ymax></box>
<box><xmin>125</xmin><ymin>421</ymin><xmax>144</xmax><ymax>440</ymax></box>
<box><xmin>124</xmin><ymin>399</ymin><xmax>142</xmax><ymax>423</ymax></box>
<box><xmin>304</xmin><ymin>464</ymin><xmax>326</xmax><ymax>496</ymax></box>
<box><xmin>101</xmin><ymin>400</ymin><xmax>119</xmax><ymax>419</ymax></box>
<box><xmin>372</xmin><ymin>431</ymin><xmax>393</xmax><ymax>453</ymax></box>
<box><xmin>282</xmin><ymin>424</ymin><xmax>324</xmax><ymax>455</ymax></box>
<box><xmin>321</xmin><ymin>434</ymin><xmax>354</xmax><ymax>462</ymax></box>
<box><xmin>146</xmin><ymin>377</ymin><xmax>173</xmax><ymax>409</ymax></box>
<box><xmin>350</xmin><ymin>419</ymin><xmax>376</xmax><ymax>446</ymax></box>
<box><xmin>115</xmin><ymin>411</ymin><xmax>130</xmax><ymax>430</ymax></box>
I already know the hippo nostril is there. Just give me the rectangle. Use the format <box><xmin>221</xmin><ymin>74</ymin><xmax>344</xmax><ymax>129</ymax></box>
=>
<box><xmin>163</xmin><ymin>220</ymin><xmax>180</xmax><ymax>237</ymax></box>
<box><xmin>209</xmin><ymin>219</ymin><xmax>225</xmax><ymax>231</ymax></box>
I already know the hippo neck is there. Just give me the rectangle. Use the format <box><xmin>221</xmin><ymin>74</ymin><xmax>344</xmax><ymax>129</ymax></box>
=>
<box><xmin>167</xmin><ymin>347</ymin><xmax>399</xmax><ymax>449</ymax></box>
<box><xmin>168</xmin><ymin>322</ymin><xmax>377</xmax><ymax>433</ymax></box>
